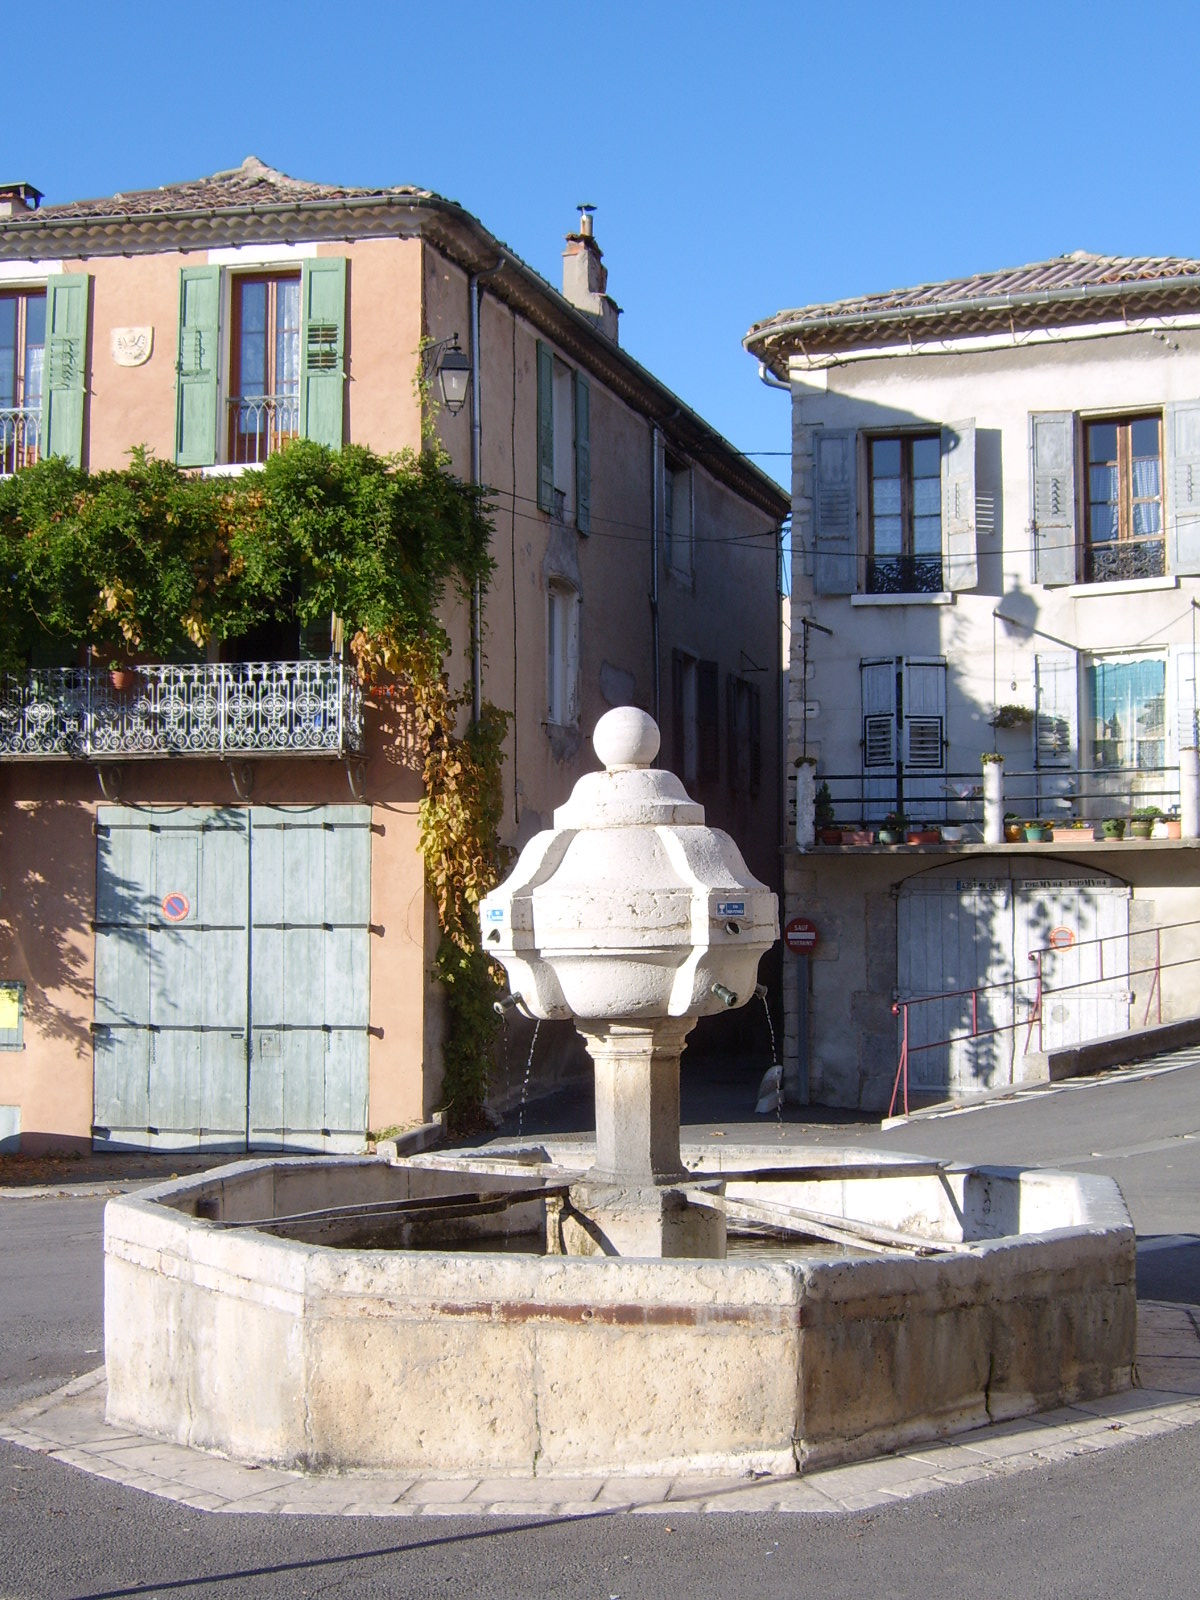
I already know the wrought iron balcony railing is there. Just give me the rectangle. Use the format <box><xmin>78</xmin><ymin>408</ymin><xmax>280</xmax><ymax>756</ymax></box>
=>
<box><xmin>0</xmin><ymin>406</ymin><xmax>41</xmax><ymax>477</ymax></box>
<box><xmin>866</xmin><ymin>555</ymin><xmax>944</xmax><ymax>595</ymax></box>
<box><xmin>0</xmin><ymin>660</ymin><xmax>364</xmax><ymax>761</ymax></box>
<box><xmin>228</xmin><ymin>394</ymin><xmax>299</xmax><ymax>464</ymax></box>
<box><xmin>1085</xmin><ymin>537</ymin><xmax>1166</xmax><ymax>583</ymax></box>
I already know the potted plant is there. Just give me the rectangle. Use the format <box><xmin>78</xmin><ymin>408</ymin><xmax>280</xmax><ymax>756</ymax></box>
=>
<box><xmin>878</xmin><ymin>812</ymin><xmax>906</xmax><ymax>845</ymax></box>
<box><xmin>1023</xmin><ymin>820</ymin><xmax>1052</xmax><ymax>842</ymax></box>
<box><xmin>1130</xmin><ymin>805</ymin><xmax>1160</xmax><ymax>839</ymax></box>
<box><xmin>814</xmin><ymin>781</ymin><xmax>841</xmax><ymax>845</ymax></box>
<box><xmin>1152</xmin><ymin>813</ymin><xmax>1183</xmax><ymax>840</ymax></box>
<box><xmin>939</xmin><ymin>823</ymin><xmax>965</xmax><ymax>843</ymax></box>
<box><xmin>1003</xmin><ymin>812</ymin><xmax>1023</xmax><ymax>843</ymax></box>
<box><xmin>1100</xmin><ymin>817</ymin><xmax>1126</xmax><ymax>841</ymax></box>
<box><xmin>906</xmin><ymin>822</ymin><xmax>941</xmax><ymax>845</ymax></box>
<box><xmin>989</xmin><ymin>704</ymin><xmax>1036</xmax><ymax>730</ymax></box>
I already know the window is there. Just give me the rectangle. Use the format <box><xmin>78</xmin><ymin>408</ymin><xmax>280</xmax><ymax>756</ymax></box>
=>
<box><xmin>867</xmin><ymin>434</ymin><xmax>942</xmax><ymax>593</ymax></box>
<box><xmin>727</xmin><ymin>675</ymin><xmax>761</xmax><ymax>795</ymax></box>
<box><xmin>228</xmin><ymin>274</ymin><xmax>301</xmax><ymax>464</ymax></box>
<box><xmin>664</xmin><ymin>455</ymin><xmax>693</xmax><ymax>578</ymax></box>
<box><xmin>1087</xmin><ymin>655</ymin><xmax>1166</xmax><ymax>771</ymax></box>
<box><xmin>671</xmin><ymin>651</ymin><xmax>719</xmax><ymax>787</ymax></box>
<box><xmin>1084</xmin><ymin>416</ymin><xmax>1164</xmax><ymax>582</ymax></box>
<box><xmin>0</xmin><ymin>277</ymin><xmax>88</xmax><ymax>474</ymax></box>
<box><xmin>0</xmin><ymin>290</ymin><xmax>45</xmax><ymax>475</ymax></box>
<box><xmin>860</xmin><ymin>656</ymin><xmax>946</xmax><ymax>818</ymax></box>
<box><xmin>1031</xmin><ymin>405</ymin><xmax>1200</xmax><ymax>586</ymax></box>
<box><xmin>175</xmin><ymin>259</ymin><xmax>346</xmax><ymax>469</ymax></box>
<box><xmin>547</xmin><ymin>580</ymin><xmax>580</xmax><ymax>726</ymax></box>
<box><xmin>810</xmin><ymin>422</ymin><xmax>976</xmax><ymax>596</ymax></box>
<box><xmin>536</xmin><ymin>341</ymin><xmax>590</xmax><ymax>531</ymax></box>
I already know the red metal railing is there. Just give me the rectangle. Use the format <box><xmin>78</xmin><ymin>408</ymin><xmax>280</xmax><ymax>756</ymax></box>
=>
<box><xmin>888</xmin><ymin>917</ymin><xmax>1199</xmax><ymax>1118</ymax></box>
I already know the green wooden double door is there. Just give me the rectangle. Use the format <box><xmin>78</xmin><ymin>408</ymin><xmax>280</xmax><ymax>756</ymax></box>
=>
<box><xmin>92</xmin><ymin>805</ymin><xmax>371</xmax><ymax>1152</ymax></box>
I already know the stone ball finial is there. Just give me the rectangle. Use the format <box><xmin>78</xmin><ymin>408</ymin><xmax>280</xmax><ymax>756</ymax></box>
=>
<box><xmin>593</xmin><ymin>706</ymin><xmax>660</xmax><ymax>771</ymax></box>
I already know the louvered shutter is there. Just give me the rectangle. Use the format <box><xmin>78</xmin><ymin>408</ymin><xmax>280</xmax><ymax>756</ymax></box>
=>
<box><xmin>175</xmin><ymin>266</ymin><xmax>221</xmax><ymax>467</ymax></box>
<box><xmin>299</xmin><ymin>258</ymin><xmax>346</xmax><ymax>450</ymax></box>
<box><xmin>698</xmin><ymin>659</ymin><xmax>720</xmax><ymax>781</ymax></box>
<box><xmin>861</xmin><ymin>658</ymin><xmax>897</xmax><ymax>768</ymax></box>
<box><xmin>1171</xmin><ymin>646</ymin><xmax>1200</xmax><ymax>752</ymax></box>
<box><xmin>536</xmin><ymin>341</ymin><xmax>554</xmax><ymax>512</ymax></box>
<box><xmin>1166</xmin><ymin>401</ymin><xmax>1200</xmax><ymax>576</ymax></box>
<box><xmin>748</xmin><ymin>681</ymin><xmax>761</xmax><ymax>794</ymax></box>
<box><xmin>1034</xmin><ymin>653</ymin><xmax>1077</xmax><ymax>768</ymax></box>
<box><xmin>1030</xmin><ymin>412</ymin><xmax>1077</xmax><ymax>586</ymax></box>
<box><xmin>574</xmin><ymin>370</ymin><xmax>590</xmax><ymax>533</ymax></box>
<box><xmin>812</xmin><ymin>430</ymin><xmax>857</xmax><ymax>594</ymax></box>
<box><xmin>941</xmin><ymin>419</ymin><xmax>977</xmax><ymax>591</ymax></box>
<box><xmin>42</xmin><ymin>273</ymin><xmax>89</xmax><ymax>467</ymax></box>
<box><xmin>902</xmin><ymin>658</ymin><xmax>946</xmax><ymax>771</ymax></box>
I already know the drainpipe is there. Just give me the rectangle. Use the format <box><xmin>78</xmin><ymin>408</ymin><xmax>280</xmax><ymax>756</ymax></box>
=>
<box><xmin>650</xmin><ymin>425</ymin><xmax>661</xmax><ymax>723</ymax></box>
<box><xmin>758</xmin><ymin>361</ymin><xmax>790</xmax><ymax>393</ymax></box>
<box><xmin>469</xmin><ymin>256</ymin><xmax>507</xmax><ymax>722</ymax></box>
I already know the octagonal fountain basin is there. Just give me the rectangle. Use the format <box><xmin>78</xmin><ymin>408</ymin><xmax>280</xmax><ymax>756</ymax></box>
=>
<box><xmin>103</xmin><ymin>1143</ymin><xmax>1135</xmax><ymax>1479</ymax></box>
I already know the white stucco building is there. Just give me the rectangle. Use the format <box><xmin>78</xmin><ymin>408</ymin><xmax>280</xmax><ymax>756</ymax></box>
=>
<box><xmin>747</xmin><ymin>252</ymin><xmax>1200</xmax><ymax>1112</ymax></box>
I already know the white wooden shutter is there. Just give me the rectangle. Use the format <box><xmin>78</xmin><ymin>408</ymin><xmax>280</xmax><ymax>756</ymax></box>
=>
<box><xmin>941</xmin><ymin>419</ymin><xmax>977</xmax><ymax>591</ymax></box>
<box><xmin>813</xmin><ymin>430</ymin><xmax>857</xmax><ymax>594</ymax></box>
<box><xmin>1030</xmin><ymin>412</ymin><xmax>1077</xmax><ymax>586</ymax></box>
<box><xmin>902</xmin><ymin>658</ymin><xmax>946</xmax><ymax>770</ymax></box>
<box><xmin>1034</xmin><ymin>653</ymin><xmax>1077</xmax><ymax>768</ymax></box>
<box><xmin>1166</xmin><ymin>401</ymin><xmax>1200</xmax><ymax>576</ymax></box>
<box><xmin>861</xmin><ymin>658</ymin><xmax>896</xmax><ymax>767</ymax></box>
<box><xmin>1171</xmin><ymin>645</ymin><xmax>1200</xmax><ymax>752</ymax></box>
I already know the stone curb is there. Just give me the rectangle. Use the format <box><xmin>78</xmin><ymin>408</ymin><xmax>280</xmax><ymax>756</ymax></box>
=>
<box><xmin>3</xmin><ymin>1301</ymin><xmax>1198</xmax><ymax>1519</ymax></box>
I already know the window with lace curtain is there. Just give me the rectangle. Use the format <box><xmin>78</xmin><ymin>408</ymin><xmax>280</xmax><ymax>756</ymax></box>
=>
<box><xmin>0</xmin><ymin>290</ymin><xmax>45</xmax><ymax>475</ymax></box>
<box><xmin>1084</xmin><ymin>416</ymin><xmax>1164</xmax><ymax>583</ymax></box>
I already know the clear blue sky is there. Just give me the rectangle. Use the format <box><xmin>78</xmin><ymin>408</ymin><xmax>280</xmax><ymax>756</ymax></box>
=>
<box><xmin>18</xmin><ymin>0</ymin><xmax>1200</xmax><ymax>495</ymax></box>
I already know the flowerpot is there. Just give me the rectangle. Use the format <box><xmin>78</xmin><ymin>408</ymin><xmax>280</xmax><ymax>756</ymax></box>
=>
<box><xmin>1050</xmin><ymin>827</ymin><xmax>1085</xmax><ymax>844</ymax></box>
<box><xmin>1130</xmin><ymin>820</ymin><xmax>1154</xmax><ymax>839</ymax></box>
<box><xmin>1004</xmin><ymin>823</ymin><xmax>1023</xmax><ymax>843</ymax></box>
<box><xmin>818</xmin><ymin>828</ymin><xmax>843</xmax><ymax>846</ymax></box>
<box><xmin>906</xmin><ymin>830</ymin><xmax>939</xmax><ymax>845</ymax></box>
<box><xmin>939</xmin><ymin>825</ymin><xmax>964</xmax><ymax>843</ymax></box>
<box><xmin>845</xmin><ymin>830</ymin><xmax>875</xmax><ymax>846</ymax></box>
<box><xmin>1100</xmin><ymin>820</ymin><xmax>1126</xmax><ymax>841</ymax></box>
<box><xmin>877</xmin><ymin>829</ymin><xmax>902</xmax><ymax>845</ymax></box>
<box><xmin>1152</xmin><ymin>819</ymin><xmax>1182</xmax><ymax>839</ymax></box>
<box><xmin>109</xmin><ymin>668</ymin><xmax>140</xmax><ymax>692</ymax></box>
<box><xmin>1024</xmin><ymin>825</ymin><xmax>1051</xmax><ymax>842</ymax></box>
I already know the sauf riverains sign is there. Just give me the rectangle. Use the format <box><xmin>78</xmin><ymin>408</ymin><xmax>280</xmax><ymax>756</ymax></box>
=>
<box><xmin>785</xmin><ymin>917</ymin><xmax>818</xmax><ymax>954</ymax></box>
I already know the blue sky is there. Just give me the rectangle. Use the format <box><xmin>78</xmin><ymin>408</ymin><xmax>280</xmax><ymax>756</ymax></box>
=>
<box><xmin>19</xmin><ymin>0</ymin><xmax>1200</xmax><ymax>496</ymax></box>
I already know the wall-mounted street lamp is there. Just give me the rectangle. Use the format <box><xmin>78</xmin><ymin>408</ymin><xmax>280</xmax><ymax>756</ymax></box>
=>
<box><xmin>422</xmin><ymin>333</ymin><xmax>471</xmax><ymax>415</ymax></box>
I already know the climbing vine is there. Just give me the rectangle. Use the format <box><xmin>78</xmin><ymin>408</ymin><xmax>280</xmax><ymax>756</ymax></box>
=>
<box><xmin>0</xmin><ymin>441</ymin><xmax>510</xmax><ymax>1129</ymax></box>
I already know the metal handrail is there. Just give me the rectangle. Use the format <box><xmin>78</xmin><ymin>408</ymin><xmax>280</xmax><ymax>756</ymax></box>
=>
<box><xmin>806</xmin><ymin>765</ymin><xmax>1183</xmax><ymax>827</ymax></box>
<box><xmin>0</xmin><ymin>660</ymin><xmax>364</xmax><ymax>760</ymax></box>
<box><xmin>228</xmin><ymin>393</ymin><xmax>299</xmax><ymax>464</ymax></box>
<box><xmin>888</xmin><ymin>914</ymin><xmax>1200</xmax><ymax>1116</ymax></box>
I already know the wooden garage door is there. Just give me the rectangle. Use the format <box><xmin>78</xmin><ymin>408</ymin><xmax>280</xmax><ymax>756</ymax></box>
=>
<box><xmin>93</xmin><ymin>805</ymin><xmax>371</xmax><ymax>1152</ymax></box>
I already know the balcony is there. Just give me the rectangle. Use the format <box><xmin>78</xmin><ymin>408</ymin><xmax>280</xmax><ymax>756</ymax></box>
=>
<box><xmin>0</xmin><ymin>407</ymin><xmax>41</xmax><ymax>478</ymax></box>
<box><xmin>228</xmin><ymin>394</ymin><xmax>299</xmax><ymax>465</ymax></box>
<box><xmin>0</xmin><ymin>660</ymin><xmax>364</xmax><ymax>761</ymax></box>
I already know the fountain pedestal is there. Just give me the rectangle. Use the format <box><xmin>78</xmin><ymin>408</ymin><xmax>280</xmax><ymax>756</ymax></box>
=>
<box><xmin>560</xmin><ymin>1018</ymin><xmax>725</xmax><ymax>1257</ymax></box>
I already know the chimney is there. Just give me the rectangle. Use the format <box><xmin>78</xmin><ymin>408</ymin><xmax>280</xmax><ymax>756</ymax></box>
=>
<box><xmin>562</xmin><ymin>205</ymin><xmax>621</xmax><ymax>343</ymax></box>
<box><xmin>0</xmin><ymin>182</ymin><xmax>43</xmax><ymax>220</ymax></box>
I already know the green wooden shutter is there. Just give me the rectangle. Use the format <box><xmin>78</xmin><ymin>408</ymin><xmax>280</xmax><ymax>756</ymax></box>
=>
<box><xmin>812</xmin><ymin>429</ymin><xmax>857</xmax><ymax>594</ymax></box>
<box><xmin>1166</xmin><ymin>401</ymin><xmax>1200</xmax><ymax>575</ymax></box>
<box><xmin>175</xmin><ymin>266</ymin><xmax>221</xmax><ymax>467</ymax></box>
<box><xmin>1030</xmin><ymin>412</ymin><xmax>1077</xmax><ymax>586</ymax></box>
<box><xmin>536</xmin><ymin>340</ymin><xmax>554</xmax><ymax>512</ymax></box>
<box><xmin>300</xmin><ymin>258</ymin><xmax>346</xmax><ymax>450</ymax></box>
<box><xmin>42</xmin><ymin>273</ymin><xmax>89</xmax><ymax>467</ymax></box>
<box><xmin>941</xmin><ymin>418</ymin><xmax>977</xmax><ymax>590</ymax></box>
<box><xmin>574</xmin><ymin>370</ymin><xmax>590</xmax><ymax>532</ymax></box>
<box><xmin>698</xmin><ymin>658</ymin><xmax>720</xmax><ymax>780</ymax></box>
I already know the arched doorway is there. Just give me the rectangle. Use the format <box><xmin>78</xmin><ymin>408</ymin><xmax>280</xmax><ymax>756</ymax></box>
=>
<box><xmin>897</xmin><ymin>858</ymin><xmax>1130</xmax><ymax>1094</ymax></box>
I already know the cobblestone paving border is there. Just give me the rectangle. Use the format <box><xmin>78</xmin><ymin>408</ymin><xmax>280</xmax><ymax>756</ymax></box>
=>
<box><xmin>2</xmin><ymin>1302</ymin><xmax>1198</xmax><ymax>1518</ymax></box>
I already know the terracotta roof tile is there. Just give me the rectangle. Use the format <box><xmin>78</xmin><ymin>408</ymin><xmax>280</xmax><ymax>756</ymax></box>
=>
<box><xmin>746</xmin><ymin>251</ymin><xmax>1200</xmax><ymax>363</ymax></box>
<box><xmin>35</xmin><ymin>155</ymin><xmax>433</xmax><ymax>220</ymax></box>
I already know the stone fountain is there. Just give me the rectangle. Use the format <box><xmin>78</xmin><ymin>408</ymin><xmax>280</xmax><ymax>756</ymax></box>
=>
<box><xmin>101</xmin><ymin>709</ymin><xmax>1137</xmax><ymax>1480</ymax></box>
<box><xmin>478</xmin><ymin>704</ymin><xmax>776</xmax><ymax>1258</ymax></box>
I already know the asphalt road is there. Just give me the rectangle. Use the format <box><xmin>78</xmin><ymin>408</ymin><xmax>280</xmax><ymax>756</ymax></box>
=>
<box><xmin>3</xmin><ymin>1058</ymin><xmax>1200</xmax><ymax>1600</ymax></box>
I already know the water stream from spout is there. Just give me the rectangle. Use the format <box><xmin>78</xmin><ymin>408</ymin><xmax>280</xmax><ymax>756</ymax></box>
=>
<box><xmin>756</xmin><ymin>986</ymin><xmax>785</xmax><ymax>1134</ymax></box>
<box><xmin>516</xmin><ymin>1018</ymin><xmax>541</xmax><ymax>1139</ymax></box>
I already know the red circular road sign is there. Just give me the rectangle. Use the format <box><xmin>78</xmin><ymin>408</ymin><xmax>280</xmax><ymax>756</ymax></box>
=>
<box><xmin>785</xmin><ymin>916</ymin><xmax>819</xmax><ymax>954</ymax></box>
<box><xmin>161</xmin><ymin>892</ymin><xmax>190</xmax><ymax>923</ymax></box>
<box><xmin>1048</xmin><ymin>925</ymin><xmax>1075</xmax><ymax>950</ymax></box>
